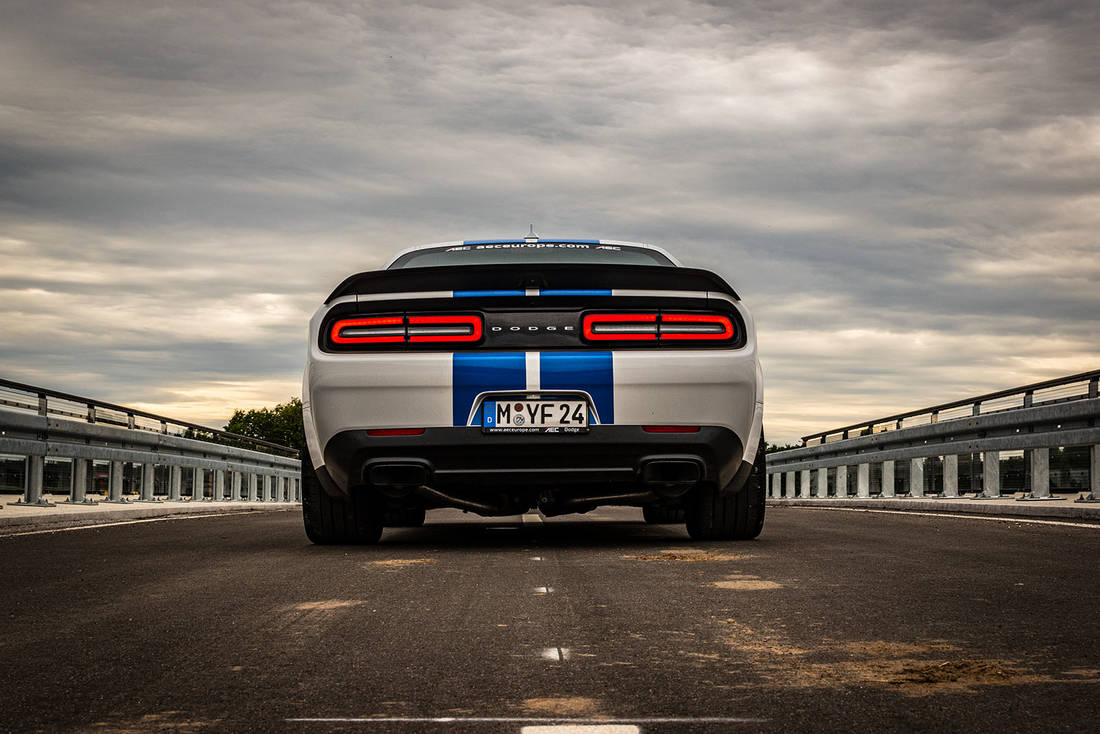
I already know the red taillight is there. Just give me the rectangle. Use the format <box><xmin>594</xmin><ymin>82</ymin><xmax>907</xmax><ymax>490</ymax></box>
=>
<box><xmin>408</xmin><ymin>314</ymin><xmax>483</xmax><ymax>343</ymax></box>
<box><xmin>582</xmin><ymin>312</ymin><xmax>735</xmax><ymax>343</ymax></box>
<box><xmin>643</xmin><ymin>425</ymin><xmax>701</xmax><ymax>433</ymax></box>
<box><xmin>329</xmin><ymin>314</ymin><xmax>484</xmax><ymax>346</ymax></box>
<box><xmin>582</xmin><ymin>313</ymin><xmax>658</xmax><ymax>341</ymax></box>
<box><xmin>331</xmin><ymin>317</ymin><xmax>405</xmax><ymax>344</ymax></box>
<box><xmin>660</xmin><ymin>313</ymin><xmax>734</xmax><ymax>340</ymax></box>
<box><xmin>366</xmin><ymin>428</ymin><xmax>425</xmax><ymax>436</ymax></box>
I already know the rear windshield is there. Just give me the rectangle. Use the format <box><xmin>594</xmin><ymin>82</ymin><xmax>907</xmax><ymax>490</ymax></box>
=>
<box><xmin>389</xmin><ymin>241</ymin><xmax>675</xmax><ymax>269</ymax></box>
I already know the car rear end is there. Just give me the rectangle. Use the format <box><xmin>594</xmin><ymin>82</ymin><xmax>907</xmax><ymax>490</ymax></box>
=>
<box><xmin>302</xmin><ymin>239</ymin><xmax>764</xmax><ymax>539</ymax></box>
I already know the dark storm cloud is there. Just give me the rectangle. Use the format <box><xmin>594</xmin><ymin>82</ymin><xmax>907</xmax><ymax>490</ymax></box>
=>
<box><xmin>1</xmin><ymin>0</ymin><xmax>1097</xmax><ymax>440</ymax></box>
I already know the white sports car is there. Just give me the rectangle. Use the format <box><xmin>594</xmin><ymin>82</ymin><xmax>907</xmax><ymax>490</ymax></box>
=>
<box><xmin>301</xmin><ymin>236</ymin><xmax>765</xmax><ymax>543</ymax></box>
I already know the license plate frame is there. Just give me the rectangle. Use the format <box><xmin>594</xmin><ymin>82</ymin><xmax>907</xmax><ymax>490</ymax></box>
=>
<box><xmin>481</xmin><ymin>398</ymin><xmax>589</xmax><ymax>434</ymax></box>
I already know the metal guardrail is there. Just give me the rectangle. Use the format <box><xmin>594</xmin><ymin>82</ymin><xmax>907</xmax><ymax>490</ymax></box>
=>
<box><xmin>0</xmin><ymin>377</ymin><xmax>299</xmax><ymax>457</ymax></box>
<box><xmin>800</xmin><ymin>369</ymin><xmax>1100</xmax><ymax>445</ymax></box>
<box><xmin>767</xmin><ymin>371</ymin><xmax>1100</xmax><ymax>502</ymax></box>
<box><xmin>0</xmin><ymin>380</ymin><xmax>301</xmax><ymax>508</ymax></box>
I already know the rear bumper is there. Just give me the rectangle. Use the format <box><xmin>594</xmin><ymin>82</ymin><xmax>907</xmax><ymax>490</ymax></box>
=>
<box><xmin>322</xmin><ymin>425</ymin><xmax>746</xmax><ymax>498</ymax></box>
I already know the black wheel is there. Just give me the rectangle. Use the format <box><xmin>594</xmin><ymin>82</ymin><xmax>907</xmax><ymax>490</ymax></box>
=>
<box><xmin>642</xmin><ymin>505</ymin><xmax>686</xmax><ymax>524</ymax></box>
<box><xmin>385</xmin><ymin>506</ymin><xmax>426</xmax><ymax>527</ymax></box>
<box><xmin>301</xmin><ymin>446</ymin><xmax>383</xmax><ymax>545</ymax></box>
<box><xmin>685</xmin><ymin>432</ymin><xmax>766</xmax><ymax>541</ymax></box>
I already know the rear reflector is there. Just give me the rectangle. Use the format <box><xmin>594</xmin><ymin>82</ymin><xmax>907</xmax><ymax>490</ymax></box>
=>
<box><xmin>331</xmin><ymin>317</ymin><xmax>405</xmax><ymax>344</ymax></box>
<box><xmin>366</xmin><ymin>428</ymin><xmax>425</xmax><ymax>436</ymax></box>
<box><xmin>643</xmin><ymin>425</ymin><xmax>701</xmax><ymax>433</ymax></box>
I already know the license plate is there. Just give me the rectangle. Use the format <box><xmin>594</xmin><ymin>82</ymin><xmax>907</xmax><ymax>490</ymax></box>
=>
<box><xmin>481</xmin><ymin>399</ymin><xmax>588</xmax><ymax>433</ymax></box>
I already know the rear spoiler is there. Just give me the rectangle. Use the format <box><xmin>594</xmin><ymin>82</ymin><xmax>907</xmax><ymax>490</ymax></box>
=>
<box><xmin>325</xmin><ymin>264</ymin><xmax>739</xmax><ymax>304</ymax></box>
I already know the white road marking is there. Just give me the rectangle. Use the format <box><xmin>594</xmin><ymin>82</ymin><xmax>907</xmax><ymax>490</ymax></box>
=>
<box><xmin>0</xmin><ymin>510</ymin><xmax>288</xmax><ymax>538</ymax></box>
<box><xmin>286</xmin><ymin>717</ymin><xmax>767</xmax><ymax>725</ymax></box>
<box><xmin>787</xmin><ymin>505</ymin><xmax>1100</xmax><ymax>530</ymax></box>
<box><xmin>526</xmin><ymin>351</ymin><xmax>540</xmax><ymax>390</ymax></box>
<box><xmin>522</xmin><ymin>726</ymin><xmax>639</xmax><ymax>733</ymax></box>
<box><xmin>534</xmin><ymin>586</ymin><xmax>553</xmax><ymax>595</ymax></box>
<box><xmin>540</xmin><ymin>647</ymin><xmax>571</xmax><ymax>661</ymax></box>
<box><xmin>531</xmin><ymin>556</ymin><xmax>544</xmax><ymax>561</ymax></box>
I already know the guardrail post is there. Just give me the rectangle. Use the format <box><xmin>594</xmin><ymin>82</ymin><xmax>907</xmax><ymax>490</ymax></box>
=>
<box><xmin>943</xmin><ymin>454</ymin><xmax>959</xmax><ymax>498</ymax></box>
<box><xmin>882</xmin><ymin>460</ymin><xmax>895</xmax><ymax>498</ymax></box>
<box><xmin>191</xmin><ymin>467</ymin><xmax>203</xmax><ymax>501</ymax></box>
<box><xmin>813</xmin><ymin>467</ymin><xmax>825</xmax><ymax>497</ymax></box>
<box><xmin>213</xmin><ymin>469</ymin><xmax>224</xmax><ymax>501</ymax></box>
<box><xmin>1021</xmin><ymin>448</ymin><xmax>1063</xmax><ymax>501</ymax></box>
<box><xmin>857</xmin><ymin>463</ymin><xmax>870</xmax><ymax>498</ymax></box>
<box><xmin>169</xmin><ymin>465</ymin><xmax>182</xmax><ymax>501</ymax></box>
<box><xmin>909</xmin><ymin>458</ymin><xmax>924</xmax><ymax>497</ymax></box>
<box><xmin>106</xmin><ymin>460</ymin><xmax>129</xmax><ymax>503</ymax></box>
<box><xmin>835</xmin><ymin>465</ymin><xmax>848</xmax><ymax>498</ymax></box>
<box><xmin>247</xmin><ymin>473</ymin><xmax>258</xmax><ymax>501</ymax></box>
<box><xmin>1086</xmin><ymin>444</ymin><xmax>1095</xmax><ymax>497</ymax></box>
<box><xmin>784</xmin><ymin>471</ymin><xmax>794</xmax><ymax>498</ymax></box>
<box><xmin>982</xmin><ymin>451</ymin><xmax>1000</xmax><ymax>498</ymax></box>
<box><xmin>138</xmin><ymin>462</ymin><xmax>157</xmax><ymax>502</ymax></box>
<box><xmin>1083</xmin><ymin>445</ymin><xmax>1100</xmax><ymax>502</ymax></box>
<box><xmin>295</xmin><ymin>477</ymin><xmax>301</xmax><ymax>502</ymax></box>
<box><xmin>231</xmin><ymin>471</ymin><xmax>242</xmax><ymax>501</ymax></box>
<box><xmin>66</xmin><ymin>458</ymin><xmax>96</xmax><ymax>504</ymax></box>
<box><xmin>11</xmin><ymin>454</ymin><xmax>55</xmax><ymax>507</ymax></box>
<box><xmin>799</xmin><ymin>469</ymin><xmax>810</xmax><ymax>498</ymax></box>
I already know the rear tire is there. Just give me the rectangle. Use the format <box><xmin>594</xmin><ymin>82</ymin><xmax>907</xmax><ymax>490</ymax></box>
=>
<box><xmin>301</xmin><ymin>446</ymin><xmax>383</xmax><ymax>545</ymax></box>
<box><xmin>642</xmin><ymin>505</ymin><xmax>686</xmax><ymax>524</ymax></box>
<box><xmin>685</xmin><ymin>432</ymin><xmax>766</xmax><ymax>541</ymax></box>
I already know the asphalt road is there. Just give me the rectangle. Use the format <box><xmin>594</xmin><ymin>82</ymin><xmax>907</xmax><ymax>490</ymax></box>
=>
<box><xmin>2</xmin><ymin>505</ymin><xmax>1099</xmax><ymax>733</ymax></box>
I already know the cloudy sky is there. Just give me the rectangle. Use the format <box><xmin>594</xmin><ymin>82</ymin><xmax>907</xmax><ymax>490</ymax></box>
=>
<box><xmin>1</xmin><ymin>0</ymin><xmax>1097</xmax><ymax>444</ymax></box>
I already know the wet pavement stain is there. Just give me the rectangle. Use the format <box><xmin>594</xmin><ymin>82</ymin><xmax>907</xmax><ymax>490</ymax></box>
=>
<box><xmin>366</xmin><ymin>558</ymin><xmax>436</xmax><ymax>568</ymax></box>
<box><xmin>88</xmin><ymin>711</ymin><xmax>222</xmax><ymax>732</ymax></box>
<box><xmin>718</xmin><ymin>619</ymin><xmax>1100</xmax><ymax>696</ymax></box>
<box><xmin>521</xmin><ymin>697</ymin><xmax>602</xmax><ymax>715</ymax></box>
<box><xmin>710</xmin><ymin>573</ymin><xmax>783</xmax><ymax>590</ymax></box>
<box><xmin>621</xmin><ymin>549</ymin><xmax>754</xmax><ymax>562</ymax></box>
<box><xmin>291</xmin><ymin>599</ymin><xmax>365</xmax><ymax>611</ymax></box>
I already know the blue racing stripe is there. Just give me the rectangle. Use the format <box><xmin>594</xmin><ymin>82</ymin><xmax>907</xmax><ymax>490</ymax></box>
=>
<box><xmin>462</xmin><ymin>239</ymin><xmax>524</xmax><ymax>245</ymax></box>
<box><xmin>539</xmin><ymin>289</ymin><xmax>612</xmax><ymax>297</ymax></box>
<box><xmin>452</xmin><ymin>352</ymin><xmax>526</xmax><ymax>426</ymax></box>
<box><xmin>540</xmin><ymin>352</ymin><xmax>614</xmax><ymax>424</ymax></box>
<box><xmin>453</xmin><ymin>289</ymin><xmax>526</xmax><ymax>297</ymax></box>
